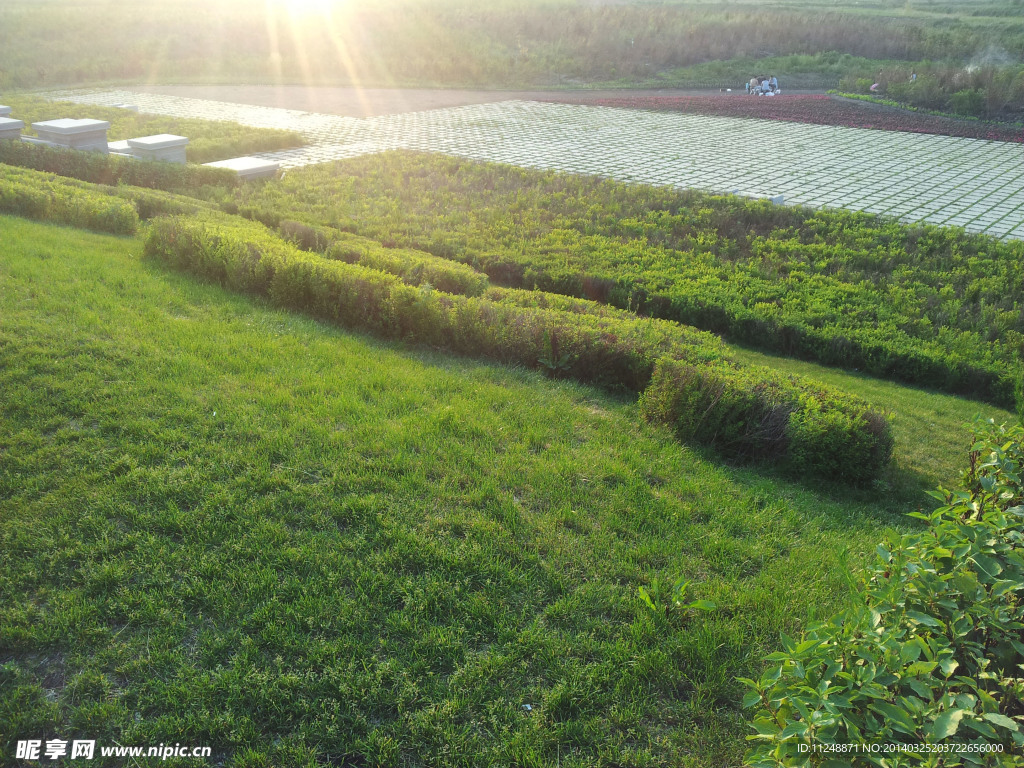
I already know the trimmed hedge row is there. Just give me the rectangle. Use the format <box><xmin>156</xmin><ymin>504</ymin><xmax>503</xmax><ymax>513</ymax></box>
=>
<box><xmin>2</xmin><ymin>163</ymin><xmax>220</xmax><ymax>223</ymax></box>
<box><xmin>744</xmin><ymin>418</ymin><xmax>1024</xmax><ymax>765</ymax></box>
<box><xmin>0</xmin><ymin>168</ymin><xmax>138</xmax><ymax>235</ymax></box>
<box><xmin>236</xmin><ymin>154</ymin><xmax>1024</xmax><ymax>408</ymax></box>
<box><xmin>0</xmin><ymin>140</ymin><xmax>239</xmax><ymax>196</ymax></box>
<box><xmin>278</xmin><ymin>219</ymin><xmax>490</xmax><ymax>297</ymax></box>
<box><xmin>144</xmin><ymin>214</ymin><xmax>894</xmax><ymax>479</ymax></box>
<box><xmin>483</xmin><ymin>285</ymin><xmax>649</xmax><ymax>321</ymax></box>
<box><xmin>640</xmin><ymin>358</ymin><xmax>894</xmax><ymax>479</ymax></box>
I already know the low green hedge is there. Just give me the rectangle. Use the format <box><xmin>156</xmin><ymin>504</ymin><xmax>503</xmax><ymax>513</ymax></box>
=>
<box><xmin>2</xmin><ymin>163</ymin><xmax>221</xmax><ymax>223</ymax></box>
<box><xmin>0</xmin><ymin>140</ymin><xmax>238</xmax><ymax>197</ymax></box>
<box><xmin>639</xmin><ymin>358</ymin><xmax>893</xmax><ymax>480</ymax></box>
<box><xmin>278</xmin><ymin>219</ymin><xmax>490</xmax><ymax>297</ymax></box>
<box><xmin>743</xmin><ymin>418</ymin><xmax>1024</xmax><ymax>766</ymax></box>
<box><xmin>0</xmin><ymin>167</ymin><xmax>138</xmax><ymax>235</ymax></box>
<box><xmin>144</xmin><ymin>213</ymin><xmax>894</xmax><ymax>479</ymax></box>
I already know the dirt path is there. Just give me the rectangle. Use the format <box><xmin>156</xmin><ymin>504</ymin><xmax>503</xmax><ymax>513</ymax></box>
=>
<box><xmin>132</xmin><ymin>84</ymin><xmax>827</xmax><ymax>117</ymax></box>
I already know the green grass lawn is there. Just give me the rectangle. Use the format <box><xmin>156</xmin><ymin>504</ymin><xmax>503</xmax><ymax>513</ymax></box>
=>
<box><xmin>0</xmin><ymin>215</ymin><xmax>1013</xmax><ymax>767</ymax></box>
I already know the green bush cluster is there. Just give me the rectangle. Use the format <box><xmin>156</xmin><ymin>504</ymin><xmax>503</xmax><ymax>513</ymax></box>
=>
<box><xmin>640</xmin><ymin>358</ymin><xmax>893</xmax><ymax>481</ymax></box>
<box><xmin>0</xmin><ymin>166</ymin><xmax>138</xmax><ymax>235</ymax></box>
<box><xmin>0</xmin><ymin>141</ymin><xmax>239</xmax><ymax>197</ymax></box>
<box><xmin>743</xmin><ymin>418</ymin><xmax>1024</xmax><ymax>766</ymax></box>
<box><xmin>143</xmin><ymin>213</ymin><xmax>893</xmax><ymax>479</ymax></box>
<box><xmin>277</xmin><ymin>219</ymin><xmax>490</xmax><ymax>297</ymax></box>
<box><xmin>2</xmin><ymin>163</ymin><xmax>220</xmax><ymax>223</ymax></box>
<box><xmin>235</xmin><ymin>154</ymin><xmax>1024</xmax><ymax>406</ymax></box>
<box><xmin>841</xmin><ymin>64</ymin><xmax>1024</xmax><ymax>119</ymax></box>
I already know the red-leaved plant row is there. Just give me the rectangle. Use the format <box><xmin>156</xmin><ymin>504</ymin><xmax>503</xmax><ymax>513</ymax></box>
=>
<box><xmin>545</xmin><ymin>94</ymin><xmax>1024</xmax><ymax>143</ymax></box>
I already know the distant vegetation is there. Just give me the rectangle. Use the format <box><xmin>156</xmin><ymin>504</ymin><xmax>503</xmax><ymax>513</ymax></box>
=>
<box><xmin>0</xmin><ymin>0</ymin><xmax>1022</xmax><ymax>94</ymax></box>
<box><xmin>0</xmin><ymin>140</ymin><xmax>239</xmax><ymax>198</ymax></box>
<box><xmin>234</xmin><ymin>152</ymin><xmax>1024</xmax><ymax>409</ymax></box>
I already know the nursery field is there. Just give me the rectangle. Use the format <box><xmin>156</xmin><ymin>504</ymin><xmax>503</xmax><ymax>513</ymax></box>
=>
<box><xmin>549</xmin><ymin>94</ymin><xmax>1024</xmax><ymax>144</ymax></box>
<box><xmin>0</xmin><ymin>207</ymin><xmax>1015</xmax><ymax>767</ymax></box>
<box><xmin>36</xmin><ymin>89</ymin><xmax>1024</xmax><ymax>246</ymax></box>
<box><xmin>234</xmin><ymin>152</ymin><xmax>1024</xmax><ymax>407</ymax></box>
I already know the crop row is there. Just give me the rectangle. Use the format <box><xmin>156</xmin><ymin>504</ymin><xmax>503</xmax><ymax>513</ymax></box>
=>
<box><xmin>143</xmin><ymin>211</ymin><xmax>892</xmax><ymax>481</ymax></box>
<box><xmin>234</xmin><ymin>153</ymin><xmax>1024</xmax><ymax>407</ymax></box>
<box><xmin>0</xmin><ymin>165</ymin><xmax>138</xmax><ymax>235</ymax></box>
<box><xmin>0</xmin><ymin>141</ymin><xmax>239</xmax><ymax>198</ymax></box>
<box><xmin>549</xmin><ymin>94</ymin><xmax>1024</xmax><ymax>143</ymax></box>
<box><xmin>1</xmin><ymin>163</ymin><xmax>225</xmax><ymax>229</ymax></box>
<box><xmin>278</xmin><ymin>219</ymin><xmax>490</xmax><ymax>297</ymax></box>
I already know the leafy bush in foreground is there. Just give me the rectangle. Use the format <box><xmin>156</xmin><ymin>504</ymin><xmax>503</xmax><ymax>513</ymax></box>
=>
<box><xmin>144</xmin><ymin>213</ymin><xmax>893</xmax><ymax>479</ymax></box>
<box><xmin>743</xmin><ymin>418</ymin><xmax>1024</xmax><ymax>766</ymax></box>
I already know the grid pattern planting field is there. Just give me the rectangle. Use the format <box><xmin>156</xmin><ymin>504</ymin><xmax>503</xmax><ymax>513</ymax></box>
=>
<box><xmin>40</xmin><ymin>88</ymin><xmax>1024</xmax><ymax>239</ymax></box>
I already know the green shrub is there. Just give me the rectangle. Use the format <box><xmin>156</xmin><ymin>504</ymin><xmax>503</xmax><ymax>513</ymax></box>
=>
<box><xmin>0</xmin><ymin>140</ymin><xmax>238</xmax><ymax>197</ymax></box>
<box><xmin>145</xmin><ymin>213</ymin><xmax>894</xmax><ymax>479</ymax></box>
<box><xmin>950</xmin><ymin>88</ymin><xmax>987</xmax><ymax>117</ymax></box>
<box><xmin>742</xmin><ymin>418</ymin><xmax>1024</xmax><ymax>766</ymax></box>
<box><xmin>0</xmin><ymin>169</ymin><xmax>138</xmax><ymax>235</ymax></box>
<box><xmin>278</xmin><ymin>220</ymin><xmax>491</xmax><ymax>297</ymax></box>
<box><xmin>235</xmin><ymin>153</ymin><xmax>1024</xmax><ymax>408</ymax></box>
<box><xmin>639</xmin><ymin>358</ymin><xmax>892</xmax><ymax>480</ymax></box>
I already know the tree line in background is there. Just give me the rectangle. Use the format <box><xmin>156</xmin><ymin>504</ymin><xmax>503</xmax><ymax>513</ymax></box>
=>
<box><xmin>1</xmin><ymin>0</ymin><xmax>1022</xmax><ymax>95</ymax></box>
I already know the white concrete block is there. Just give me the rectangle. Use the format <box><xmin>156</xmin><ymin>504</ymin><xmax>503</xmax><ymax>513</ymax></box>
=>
<box><xmin>0</xmin><ymin>106</ymin><xmax>12</xmax><ymax>117</ymax></box>
<box><xmin>32</xmin><ymin>118</ymin><xmax>110</xmax><ymax>152</ymax></box>
<box><xmin>0</xmin><ymin>116</ymin><xmax>24</xmax><ymax>141</ymax></box>
<box><xmin>203</xmin><ymin>156</ymin><xmax>280</xmax><ymax>180</ymax></box>
<box><xmin>127</xmin><ymin>134</ymin><xmax>189</xmax><ymax>163</ymax></box>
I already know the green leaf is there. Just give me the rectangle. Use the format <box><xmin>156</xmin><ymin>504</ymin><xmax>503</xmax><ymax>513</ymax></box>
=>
<box><xmin>937</xmin><ymin>658</ymin><xmax>958</xmax><ymax>678</ymax></box>
<box><xmin>751</xmin><ymin>717</ymin><xmax>781</xmax><ymax>737</ymax></box>
<box><xmin>742</xmin><ymin>690</ymin><xmax>762</xmax><ymax>709</ymax></box>
<box><xmin>928</xmin><ymin>708</ymin><xmax>965</xmax><ymax>741</ymax></box>
<box><xmin>688</xmin><ymin>599</ymin><xmax>717</xmax><ymax>611</ymax></box>
<box><xmin>900</xmin><ymin>641</ymin><xmax>922</xmax><ymax>663</ymax></box>
<box><xmin>971</xmin><ymin>553</ymin><xmax>1003</xmax><ymax>580</ymax></box>
<box><xmin>982</xmin><ymin>712</ymin><xmax>1020</xmax><ymax>732</ymax></box>
<box><xmin>905</xmin><ymin>678</ymin><xmax>931</xmax><ymax>699</ymax></box>
<box><xmin>905</xmin><ymin>610</ymin><xmax>942</xmax><ymax>628</ymax></box>
<box><xmin>779</xmin><ymin>721</ymin><xmax>808</xmax><ymax>740</ymax></box>
<box><xmin>869</xmin><ymin>702</ymin><xmax>917</xmax><ymax>736</ymax></box>
<box><xmin>906</xmin><ymin>660</ymin><xmax>938</xmax><ymax>677</ymax></box>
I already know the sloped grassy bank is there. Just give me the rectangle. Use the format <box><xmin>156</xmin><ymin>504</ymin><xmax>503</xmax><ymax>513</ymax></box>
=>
<box><xmin>144</xmin><ymin>212</ymin><xmax>893</xmax><ymax>481</ymax></box>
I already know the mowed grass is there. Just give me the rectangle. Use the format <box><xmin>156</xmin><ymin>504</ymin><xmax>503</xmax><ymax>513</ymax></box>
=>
<box><xmin>0</xmin><ymin>216</ymin><xmax>1013</xmax><ymax>767</ymax></box>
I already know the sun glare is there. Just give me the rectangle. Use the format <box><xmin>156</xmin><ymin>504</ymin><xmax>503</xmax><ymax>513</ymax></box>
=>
<box><xmin>276</xmin><ymin>0</ymin><xmax>333</xmax><ymax>17</ymax></box>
